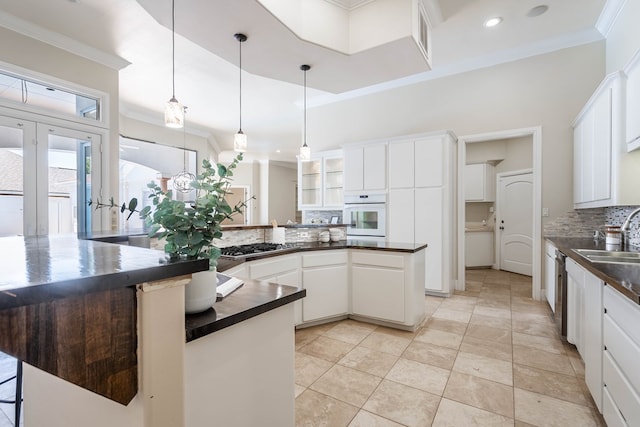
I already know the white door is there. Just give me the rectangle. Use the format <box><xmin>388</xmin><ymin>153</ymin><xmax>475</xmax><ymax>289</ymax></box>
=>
<box><xmin>0</xmin><ymin>115</ymin><xmax>102</xmax><ymax>236</ymax></box>
<box><xmin>497</xmin><ymin>172</ymin><xmax>533</xmax><ymax>276</ymax></box>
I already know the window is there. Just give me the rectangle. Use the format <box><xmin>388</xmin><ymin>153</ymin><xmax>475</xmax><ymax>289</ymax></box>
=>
<box><xmin>0</xmin><ymin>70</ymin><xmax>101</xmax><ymax>122</ymax></box>
<box><xmin>118</xmin><ymin>135</ymin><xmax>197</xmax><ymax>230</ymax></box>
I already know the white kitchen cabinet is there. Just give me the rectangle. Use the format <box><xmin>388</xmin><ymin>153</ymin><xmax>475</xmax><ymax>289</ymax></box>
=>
<box><xmin>625</xmin><ymin>49</ymin><xmax>640</xmax><ymax>152</ymax></box>
<box><xmin>351</xmin><ymin>249</ymin><xmax>425</xmax><ymax>328</ymax></box>
<box><xmin>566</xmin><ymin>258</ymin><xmax>585</xmax><ymax>354</ymax></box>
<box><xmin>603</xmin><ymin>285</ymin><xmax>640</xmax><ymax>426</ymax></box>
<box><xmin>544</xmin><ymin>241</ymin><xmax>557</xmax><ymax>312</ymax></box>
<box><xmin>298</xmin><ymin>149</ymin><xmax>343</xmax><ymax>209</ymax></box>
<box><xmin>573</xmin><ymin>71</ymin><xmax>640</xmax><ymax>208</ymax></box>
<box><xmin>385</xmin><ymin>132</ymin><xmax>456</xmax><ymax>296</ymax></box>
<box><xmin>388</xmin><ymin>139</ymin><xmax>414</xmax><ymax>189</ymax></box>
<box><xmin>465</xmin><ymin>231</ymin><xmax>494</xmax><ymax>267</ymax></box>
<box><xmin>343</xmin><ymin>143</ymin><xmax>386</xmax><ymax>193</ymax></box>
<box><xmin>387</xmin><ymin>188</ymin><xmax>415</xmax><ymax>243</ymax></box>
<box><xmin>245</xmin><ymin>254</ymin><xmax>302</xmax><ymax>325</ymax></box>
<box><xmin>565</xmin><ymin>257</ymin><xmax>603</xmax><ymax>412</ymax></box>
<box><xmin>301</xmin><ymin>251</ymin><xmax>348</xmax><ymax>322</ymax></box>
<box><xmin>583</xmin><ymin>271</ymin><xmax>603</xmax><ymax>412</ymax></box>
<box><xmin>464</xmin><ymin>163</ymin><xmax>495</xmax><ymax>202</ymax></box>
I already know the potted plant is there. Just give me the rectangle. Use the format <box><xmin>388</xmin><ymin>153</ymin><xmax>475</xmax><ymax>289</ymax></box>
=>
<box><xmin>92</xmin><ymin>153</ymin><xmax>249</xmax><ymax>313</ymax></box>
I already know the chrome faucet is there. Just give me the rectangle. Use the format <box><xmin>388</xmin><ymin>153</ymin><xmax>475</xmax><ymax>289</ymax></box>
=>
<box><xmin>620</xmin><ymin>207</ymin><xmax>640</xmax><ymax>248</ymax></box>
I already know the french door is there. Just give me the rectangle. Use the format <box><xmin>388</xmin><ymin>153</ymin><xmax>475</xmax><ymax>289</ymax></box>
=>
<box><xmin>0</xmin><ymin>115</ymin><xmax>102</xmax><ymax>236</ymax></box>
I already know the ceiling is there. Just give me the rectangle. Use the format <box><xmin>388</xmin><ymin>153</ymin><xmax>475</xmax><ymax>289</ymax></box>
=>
<box><xmin>0</xmin><ymin>0</ymin><xmax>611</xmax><ymax>162</ymax></box>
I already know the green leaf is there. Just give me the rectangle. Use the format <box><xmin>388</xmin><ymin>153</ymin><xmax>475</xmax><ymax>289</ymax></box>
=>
<box><xmin>128</xmin><ymin>198</ymin><xmax>138</xmax><ymax>212</ymax></box>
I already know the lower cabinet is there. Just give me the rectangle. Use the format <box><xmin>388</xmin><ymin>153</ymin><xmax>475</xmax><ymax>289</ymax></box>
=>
<box><xmin>351</xmin><ymin>253</ymin><xmax>405</xmax><ymax>323</ymax></box>
<box><xmin>301</xmin><ymin>251</ymin><xmax>348</xmax><ymax>323</ymax></box>
<box><xmin>465</xmin><ymin>231</ymin><xmax>494</xmax><ymax>267</ymax></box>
<box><xmin>226</xmin><ymin>248</ymin><xmax>426</xmax><ymax>330</ymax></box>
<box><xmin>350</xmin><ymin>249</ymin><xmax>426</xmax><ymax>329</ymax></box>
<box><xmin>566</xmin><ymin>258</ymin><xmax>603</xmax><ymax>412</ymax></box>
<box><xmin>603</xmin><ymin>285</ymin><xmax>640</xmax><ymax>427</ymax></box>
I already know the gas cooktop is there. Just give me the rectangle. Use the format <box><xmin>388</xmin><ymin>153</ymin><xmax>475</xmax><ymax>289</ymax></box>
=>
<box><xmin>220</xmin><ymin>242</ymin><xmax>294</xmax><ymax>259</ymax></box>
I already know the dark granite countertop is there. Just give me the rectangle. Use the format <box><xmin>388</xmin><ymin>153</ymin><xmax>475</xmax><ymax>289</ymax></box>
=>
<box><xmin>0</xmin><ymin>234</ymin><xmax>208</xmax><ymax>309</ymax></box>
<box><xmin>218</xmin><ymin>239</ymin><xmax>428</xmax><ymax>264</ymax></box>
<box><xmin>185</xmin><ymin>279</ymin><xmax>305</xmax><ymax>342</ymax></box>
<box><xmin>546</xmin><ymin>237</ymin><xmax>640</xmax><ymax>304</ymax></box>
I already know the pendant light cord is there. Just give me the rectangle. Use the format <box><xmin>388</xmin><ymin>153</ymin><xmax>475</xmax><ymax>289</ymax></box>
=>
<box><xmin>171</xmin><ymin>0</ymin><xmax>176</xmax><ymax>99</ymax></box>
<box><xmin>238</xmin><ymin>37</ymin><xmax>242</xmax><ymax>131</ymax></box>
<box><xmin>303</xmin><ymin>67</ymin><xmax>307</xmax><ymax>146</ymax></box>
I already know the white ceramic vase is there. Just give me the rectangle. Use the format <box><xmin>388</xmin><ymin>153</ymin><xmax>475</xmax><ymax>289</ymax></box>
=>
<box><xmin>185</xmin><ymin>268</ymin><xmax>218</xmax><ymax>314</ymax></box>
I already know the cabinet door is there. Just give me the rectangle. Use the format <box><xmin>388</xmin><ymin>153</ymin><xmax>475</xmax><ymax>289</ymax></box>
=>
<box><xmin>323</xmin><ymin>156</ymin><xmax>343</xmax><ymax>207</ymax></box>
<box><xmin>415</xmin><ymin>137</ymin><xmax>443</xmax><ymax>188</ymax></box>
<box><xmin>465</xmin><ymin>232</ymin><xmax>493</xmax><ymax>267</ymax></box>
<box><xmin>388</xmin><ymin>140</ymin><xmax>414</xmax><ymax>189</ymax></box>
<box><xmin>344</xmin><ymin>147</ymin><xmax>364</xmax><ymax>192</ymax></box>
<box><xmin>626</xmin><ymin>53</ymin><xmax>640</xmax><ymax>148</ymax></box>
<box><xmin>299</xmin><ymin>159</ymin><xmax>322</xmax><ymax>208</ymax></box>
<box><xmin>363</xmin><ymin>144</ymin><xmax>386</xmax><ymax>191</ymax></box>
<box><xmin>565</xmin><ymin>259</ymin><xmax>584</xmax><ymax>354</ymax></box>
<box><xmin>464</xmin><ymin>164</ymin><xmax>484</xmax><ymax>201</ymax></box>
<box><xmin>302</xmin><ymin>265</ymin><xmax>348</xmax><ymax>322</ymax></box>
<box><xmin>388</xmin><ymin>189</ymin><xmax>414</xmax><ymax>244</ymax></box>
<box><xmin>583</xmin><ymin>271</ymin><xmax>603</xmax><ymax>412</ymax></box>
<box><xmin>591</xmin><ymin>88</ymin><xmax>612</xmax><ymax>203</ymax></box>
<box><xmin>573</xmin><ymin>122</ymin><xmax>586</xmax><ymax>204</ymax></box>
<box><xmin>416</xmin><ymin>187</ymin><xmax>443</xmax><ymax>292</ymax></box>
<box><xmin>544</xmin><ymin>251</ymin><xmax>556</xmax><ymax>312</ymax></box>
<box><xmin>352</xmin><ymin>265</ymin><xmax>404</xmax><ymax>323</ymax></box>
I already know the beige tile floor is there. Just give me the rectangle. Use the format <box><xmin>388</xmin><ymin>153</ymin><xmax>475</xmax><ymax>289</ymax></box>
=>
<box><xmin>294</xmin><ymin>269</ymin><xmax>607</xmax><ymax>427</ymax></box>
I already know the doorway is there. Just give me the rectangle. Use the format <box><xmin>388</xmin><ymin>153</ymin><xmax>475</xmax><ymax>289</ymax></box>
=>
<box><xmin>457</xmin><ymin>127</ymin><xmax>542</xmax><ymax>300</ymax></box>
<box><xmin>0</xmin><ymin>115</ymin><xmax>102</xmax><ymax>236</ymax></box>
<box><xmin>496</xmin><ymin>170</ymin><xmax>533</xmax><ymax>276</ymax></box>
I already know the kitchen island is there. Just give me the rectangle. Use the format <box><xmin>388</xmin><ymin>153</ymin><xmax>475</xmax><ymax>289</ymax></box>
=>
<box><xmin>0</xmin><ymin>234</ymin><xmax>305</xmax><ymax>427</ymax></box>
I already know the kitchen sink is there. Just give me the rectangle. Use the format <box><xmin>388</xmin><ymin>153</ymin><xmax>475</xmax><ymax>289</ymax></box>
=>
<box><xmin>573</xmin><ymin>249</ymin><xmax>640</xmax><ymax>265</ymax></box>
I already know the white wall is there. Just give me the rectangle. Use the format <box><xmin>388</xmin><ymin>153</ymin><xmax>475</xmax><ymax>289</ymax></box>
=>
<box><xmin>310</xmin><ymin>42</ymin><xmax>606</xmax><ymax>226</ymax></box>
<box><xmin>267</xmin><ymin>162</ymin><xmax>298</xmax><ymax>225</ymax></box>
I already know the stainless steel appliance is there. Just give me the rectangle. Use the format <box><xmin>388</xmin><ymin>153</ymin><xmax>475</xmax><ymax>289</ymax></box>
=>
<box><xmin>220</xmin><ymin>243</ymin><xmax>295</xmax><ymax>259</ymax></box>
<box><xmin>343</xmin><ymin>193</ymin><xmax>386</xmax><ymax>241</ymax></box>
<box><xmin>555</xmin><ymin>249</ymin><xmax>568</xmax><ymax>339</ymax></box>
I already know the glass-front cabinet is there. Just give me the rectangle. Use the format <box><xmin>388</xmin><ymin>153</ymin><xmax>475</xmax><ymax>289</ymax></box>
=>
<box><xmin>298</xmin><ymin>149</ymin><xmax>343</xmax><ymax>209</ymax></box>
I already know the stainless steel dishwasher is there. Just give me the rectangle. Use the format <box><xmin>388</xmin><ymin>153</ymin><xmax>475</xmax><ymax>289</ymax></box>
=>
<box><xmin>555</xmin><ymin>249</ymin><xmax>568</xmax><ymax>339</ymax></box>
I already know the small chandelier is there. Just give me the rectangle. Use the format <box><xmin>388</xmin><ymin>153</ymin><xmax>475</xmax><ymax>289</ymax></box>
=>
<box><xmin>173</xmin><ymin>107</ymin><xmax>195</xmax><ymax>192</ymax></box>
<box><xmin>299</xmin><ymin>64</ymin><xmax>311</xmax><ymax>161</ymax></box>
<box><xmin>165</xmin><ymin>0</ymin><xmax>184</xmax><ymax>128</ymax></box>
<box><xmin>234</xmin><ymin>33</ymin><xmax>248</xmax><ymax>152</ymax></box>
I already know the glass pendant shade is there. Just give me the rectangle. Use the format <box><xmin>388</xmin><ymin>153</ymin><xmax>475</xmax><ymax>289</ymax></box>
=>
<box><xmin>299</xmin><ymin>143</ymin><xmax>311</xmax><ymax>161</ymax></box>
<box><xmin>234</xmin><ymin>130</ymin><xmax>247</xmax><ymax>152</ymax></box>
<box><xmin>165</xmin><ymin>97</ymin><xmax>184</xmax><ymax>128</ymax></box>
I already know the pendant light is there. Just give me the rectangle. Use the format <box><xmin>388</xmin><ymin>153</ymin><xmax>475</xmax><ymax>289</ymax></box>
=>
<box><xmin>299</xmin><ymin>64</ymin><xmax>311</xmax><ymax>161</ymax></box>
<box><xmin>234</xmin><ymin>33</ymin><xmax>248</xmax><ymax>152</ymax></box>
<box><xmin>173</xmin><ymin>107</ymin><xmax>195</xmax><ymax>192</ymax></box>
<box><xmin>165</xmin><ymin>0</ymin><xmax>184</xmax><ymax>128</ymax></box>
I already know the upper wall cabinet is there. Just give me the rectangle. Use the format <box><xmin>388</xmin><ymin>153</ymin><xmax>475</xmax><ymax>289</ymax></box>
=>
<box><xmin>573</xmin><ymin>71</ymin><xmax>640</xmax><ymax>208</ymax></box>
<box><xmin>343</xmin><ymin>143</ymin><xmax>387</xmax><ymax>193</ymax></box>
<box><xmin>298</xmin><ymin>149</ymin><xmax>343</xmax><ymax>210</ymax></box>
<box><xmin>625</xmin><ymin>50</ymin><xmax>640</xmax><ymax>152</ymax></box>
<box><xmin>464</xmin><ymin>163</ymin><xmax>495</xmax><ymax>202</ymax></box>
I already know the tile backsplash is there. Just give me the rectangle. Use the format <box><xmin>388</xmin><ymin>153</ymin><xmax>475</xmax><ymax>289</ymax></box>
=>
<box><xmin>544</xmin><ymin>206</ymin><xmax>640</xmax><ymax>247</ymax></box>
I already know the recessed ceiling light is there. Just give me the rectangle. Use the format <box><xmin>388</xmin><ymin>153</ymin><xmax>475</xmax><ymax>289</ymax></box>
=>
<box><xmin>484</xmin><ymin>17</ymin><xmax>503</xmax><ymax>28</ymax></box>
<box><xmin>527</xmin><ymin>5</ymin><xmax>549</xmax><ymax>18</ymax></box>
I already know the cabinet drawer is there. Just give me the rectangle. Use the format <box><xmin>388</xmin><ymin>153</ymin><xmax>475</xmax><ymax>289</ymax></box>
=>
<box><xmin>351</xmin><ymin>251</ymin><xmax>404</xmax><ymax>269</ymax></box>
<box><xmin>604</xmin><ymin>286</ymin><xmax>640</xmax><ymax>346</ymax></box>
<box><xmin>302</xmin><ymin>251</ymin><xmax>348</xmax><ymax>268</ymax></box>
<box><xmin>603</xmin><ymin>385</ymin><xmax>629</xmax><ymax>427</ymax></box>
<box><xmin>249</xmin><ymin>255</ymin><xmax>300</xmax><ymax>279</ymax></box>
<box><xmin>603</xmin><ymin>314</ymin><xmax>640</xmax><ymax>395</ymax></box>
<box><xmin>603</xmin><ymin>351</ymin><xmax>640</xmax><ymax>427</ymax></box>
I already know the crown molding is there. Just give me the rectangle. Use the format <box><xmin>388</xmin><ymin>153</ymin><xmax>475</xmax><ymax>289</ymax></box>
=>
<box><xmin>322</xmin><ymin>0</ymin><xmax>375</xmax><ymax>11</ymax></box>
<box><xmin>0</xmin><ymin>10</ymin><xmax>130</xmax><ymax>70</ymax></box>
<box><xmin>596</xmin><ymin>0</ymin><xmax>626</xmax><ymax>37</ymax></box>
